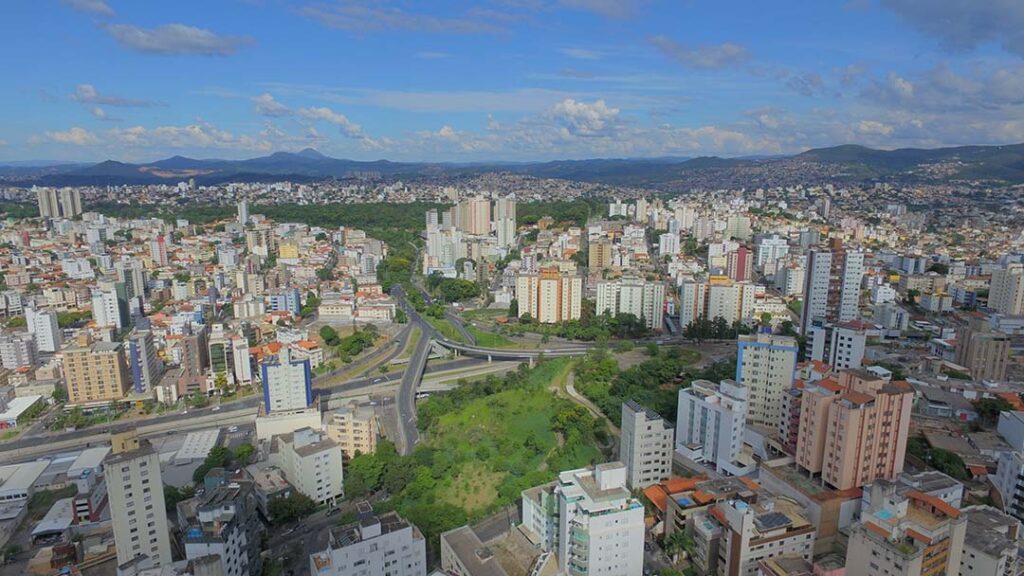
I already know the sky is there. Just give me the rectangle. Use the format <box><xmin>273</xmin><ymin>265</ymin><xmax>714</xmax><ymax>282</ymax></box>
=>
<box><xmin>2</xmin><ymin>0</ymin><xmax>1024</xmax><ymax>162</ymax></box>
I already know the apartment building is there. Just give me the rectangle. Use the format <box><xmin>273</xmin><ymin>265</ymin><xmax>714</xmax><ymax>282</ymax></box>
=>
<box><xmin>181</xmin><ymin>478</ymin><xmax>264</xmax><ymax>576</ymax></box>
<box><xmin>736</xmin><ymin>333</ymin><xmax>798</xmax><ymax>428</ymax></box>
<box><xmin>678</xmin><ymin>278</ymin><xmax>759</xmax><ymax>329</ymax></box>
<box><xmin>25</xmin><ymin>306</ymin><xmax>62</xmax><ymax>353</ymax></box>
<box><xmin>989</xmin><ymin>263</ymin><xmax>1024</xmax><ymax>316</ymax></box>
<box><xmin>324</xmin><ymin>401</ymin><xmax>379</xmax><ymax>460</ymax></box>
<box><xmin>676</xmin><ymin>379</ymin><xmax>750</xmax><ymax>475</ymax></box>
<box><xmin>800</xmin><ymin>239</ymin><xmax>863</xmax><ymax>334</ymax></box>
<box><xmin>588</xmin><ymin>238</ymin><xmax>613</xmax><ymax>270</ymax></box>
<box><xmin>269</xmin><ymin>427</ymin><xmax>344</xmax><ymax>505</ymax></box>
<box><xmin>520</xmin><ymin>463</ymin><xmax>644</xmax><ymax>576</ymax></box>
<box><xmin>846</xmin><ymin>482</ymin><xmax>966</xmax><ymax>576</ymax></box>
<box><xmin>694</xmin><ymin>495</ymin><xmax>816</xmax><ymax>576</ymax></box>
<box><xmin>515</xmin><ymin>267</ymin><xmax>582</xmax><ymax>324</ymax></box>
<box><xmin>106</xmin><ymin>430</ymin><xmax>172</xmax><ymax>571</ymax></box>
<box><xmin>309</xmin><ymin>507</ymin><xmax>426</xmax><ymax>576</ymax></box>
<box><xmin>64</xmin><ymin>335</ymin><xmax>131</xmax><ymax>405</ymax></box>
<box><xmin>596</xmin><ymin>277</ymin><xmax>666</xmax><ymax>330</ymax></box>
<box><xmin>959</xmin><ymin>505</ymin><xmax>1021</xmax><ymax>576</ymax></box>
<box><xmin>956</xmin><ymin>316</ymin><xmax>1010</xmax><ymax>382</ymax></box>
<box><xmin>795</xmin><ymin>370</ymin><xmax>914</xmax><ymax>491</ymax></box>
<box><xmin>261</xmin><ymin>346</ymin><xmax>313</xmax><ymax>413</ymax></box>
<box><xmin>619</xmin><ymin>401</ymin><xmax>673</xmax><ymax>490</ymax></box>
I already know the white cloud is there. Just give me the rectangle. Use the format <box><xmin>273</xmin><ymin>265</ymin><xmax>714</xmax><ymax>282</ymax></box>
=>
<box><xmin>548</xmin><ymin>98</ymin><xmax>620</xmax><ymax>136</ymax></box>
<box><xmin>104</xmin><ymin>24</ymin><xmax>252</xmax><ymax>56</ymax></box>
<box><xmin>560</xmin><ymin>47</ymin><xmax>602</xmax><ymax>60</ymax></box>
<box><xmin>297</xmin><ymin>107</ymin><xmax>364</xmax><ymax>138</ymax></box>
<box><xmin>61</xmin><ymin>0</ymin><xmax>114</xmax><ymax>16</ymax></box>
<box><xmin>38</xmin><ymin>127</ymin><xmax>100</xmax><ymax>145</ymax></box>
<box><xmin>650</xmin><ymin>36</ymin><xmax>749</xmax><ymax>69</ymax></box>
<box><xmin>252</xmin><ymin>93</ymin><xmax>291</xmax><ymax>117</ymax></box>
<box><xmin>72</xmin><ymin>84</ymin><xmax>159</xmax><ymax>107</ymax></box>
<box><xmin>299</xmin><ymin>3</ymin><xmax>504</xmax><ymax>34</ymax></box>
<box><xmin>856</xmin><ymin>120</ymin><xmax>895</xmax><ymax>136</ymax></box>
<box><xmin>882</xmin><ymin>0</ymin><xmax>1024</xmax><ymax>56</ymax></box>
<box><xmin>108</xmin><ymin>123</ymin><xmax>272</xmax><ymax>152</ymax></box>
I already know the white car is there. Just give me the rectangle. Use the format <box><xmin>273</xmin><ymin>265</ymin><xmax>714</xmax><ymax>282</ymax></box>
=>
<box><xmin>228</xmin><ymin>425</ymin><xmax>239</xmax><ymax>433</ymax></box>
<box><xmin>212</xmin><ymin>406</ymin><xmax>221</xmax><ymax>412</ymax></box>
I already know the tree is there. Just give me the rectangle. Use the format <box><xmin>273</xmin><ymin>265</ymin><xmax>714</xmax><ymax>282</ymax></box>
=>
<box><xmin>163</xmin><ymin>484</ymin><xmax>196</xmax><ymax>511</ymax></box>
<box><xmin>319</xmin><ymin>325</ymin><xmax>340</xmax><ymax>347</ymax></box>
<box><xmin>973</xmin><ymin>397</ymin><xmax>1013</xmax><ymax>426</ymax></box>
<box><xmin>267</xmin><ymin>493</ymin><xmax>317</xmax><ymax>524</ymax></box>
<box><xmin>214</xmin><ymin>372</ymin><xmax>228</xmax><ymax>392</ymax></box>
<box><xmin>394</xmin><ymin>309</ymin><xmax>408</xmax><ymax>324</ymax></box>
<box><xmin>52</xmin><ymin>383</ymin><xmax>68</xmax><ymax>403</ymax></box>
<box><xmin>927</xmin><ymin>262</ymin><xmax>950</xmax><ymax>275</ymax></box>
<box><xmin>508</xmin><ymin>298</ymin><xmax>519</xmax><ymax>318</ymax></box>
<box><xmin>234</xmin><ymin>444</ymin><xmax>255</xmax><ymax>465</ymax></box>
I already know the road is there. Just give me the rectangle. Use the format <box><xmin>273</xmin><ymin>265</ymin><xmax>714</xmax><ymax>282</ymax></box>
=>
<box><xmin>394</xmin><ymin>292</ymin><xmax>434</xmax><ymax>455</ymax></box>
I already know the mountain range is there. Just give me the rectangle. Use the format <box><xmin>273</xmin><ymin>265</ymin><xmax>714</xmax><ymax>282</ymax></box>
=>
<box><xmin>2</xmin><ymin>143</ymin><xmax>1024</xmax><ymax>187</ymax></box>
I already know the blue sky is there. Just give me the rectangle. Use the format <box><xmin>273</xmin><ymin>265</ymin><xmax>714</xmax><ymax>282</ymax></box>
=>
<box><xmin>3</xmin><ymin>0</ymin><xmax>1024</xmax><ymax>162</ymax></box>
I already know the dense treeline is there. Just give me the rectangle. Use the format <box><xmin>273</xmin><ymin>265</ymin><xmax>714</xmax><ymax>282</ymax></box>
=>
<box><xmin>516</xmin><ymin>199</ymin><xmax>606</xmax><ymax>228</ymax></box>
<box><xmin>505</xmin><ymin>299</ymin><xmax>649</xmax><ymax>341</ymax></box>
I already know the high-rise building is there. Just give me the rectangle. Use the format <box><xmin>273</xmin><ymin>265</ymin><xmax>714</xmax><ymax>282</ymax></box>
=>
<box><xmin>270</xmin><ymin>427</ymin><xmax>343</xmax><ymax>504</ymax></box>
<box><xmin>726</xmin><ymin>246</ymin><xmax>753</xmax><ymax>282</ymax></box>
<box><xmin>231</xmin><ymin>337</ymin><xmax>253</xmax><ymax>387</ymax></box>
<box><xmin>309</xmin><ymin>507</ymin><xmax>426</xmax><ymax>576</ymax></box>
<box><xmin>114</xmin><ymin>259</ymin><xmax>147</xmax><ymax>301</ymax></box>
<box><xmin>724</xmin><ymin>214</ymin><xmax>751</xmax><ymax>241</ymax></box>
<box><xmin>678</xmin><ymin>278</ymin><xmax>760</xmax><ymax>329</ymax></box>
<box><xmin>237</xmin><ymin>199</ymin><xmax>250</xmax><ymax>225</ymax></box>
<box><xmin>756</xmin><ymin>234</ymin><xmax>790</xmax><ymax>272</ymax></box>
<box><xmin>149</xmin><ymin>235</ymin><xmax>169</xmax><ymax>268</ymax></box>
<box><xmin>796</xmin><ymin>369</ymin><xmax>913</xmax><ymax>491</ymax></box>
<box><xmin>522</xmin><ymin>463</ymin><xmax>644</xmax><ymax>576</ymax></box>
<box><xmin>267</xmin><ymin>288</ymin><xmax>301</xmax><ymax>316</ymax></box>
<box><xmin>64</xmin><ymin>335</ymin><xmax>131</xmax><ymax>405</ymax></box>
<box><xmin>588</xmin><ymin>238</ymin><xmax>613</xmax><ymax>270</ymax></box>
<box><xmin>174</xmin><ymin>331</ymin><xmax>209</xmax><ymax>396</ymax></box>
<box><xmin>25</xmin><ymin>306</ymin><xmax>62</xmax><ymax>353</ymax></box>
<box><xmin>261</xmin><ymin>346</ymin><xmax>312</xmax><ymax>413</ymax></box>
<box><xmin>36</xmin><ymin>187</ymin><xmax>60</xmax><ymax>219</ymax></box>
<box><xmin>595</xmin><ymin>277</ymin><xmax>665</xmax><ymax>330</ymax></box>
<box><xmin>0</xmin><ymin>331</ymin><xmax>37</xmax><ymax>368</ymax></box>
<box><xmin>956</xmin><ymin>316</ymin><xmax>1010</xmax><ymax>382</ymax></box>
<box><xmin>128</xmin><ymin>330</ymin><xmax>164</xmax><ymax>395</ymax></box>
<box><xmin>452</xmin><ymin>195</ymin><xmax>491</xmax><ymax>235</ymax></box>
<box><xmin>181</xmin><ymin>475</ymin><xmax>264</xmax><ymax>576</ymax></box>
<box><xmin>846</xmin><ymin>481</ymin><xmax>966</xmax><ymax>576</ymax></box>
<box><xmin>800</xmin><ymin>239</ymin><xmax>863</xmax><ymax>334</ymax></box>
<box><xmin>92</xmin><ymin>281</ymin><xmax>130</xmax><ymax>330</ymax></box>
<box><xmin>736</xmin><ymin>333</ymin><xmax>798</xmax><ymax>428</ymax></box>
<box><xmin>494</xmin><ymin>195</ymin><xmax>516</xmax><ymax>248</ymax></box>
<box><xmin>619</xmin><ymin>401</ymin><xmax>673</xmax><ymax>490</ymax></box>
<box><xmin>324</xmin><ymin>401</ymin><xmax>379</xmax><ymax>460</ymax></box>
<box><xmin>106</xmin><ymin>430</ymin><xmax>172</xmax><ymax>570</ymax></box>
<box><xmin>989</xmin><ymin>263</ymin><xmax>1024</xmax><ymax>316</ymax></box>
<box><xmin>807</xmin><ymin>320</ymin><xmax>869</xmax><ymax>370</ymax></box>
<box><xmin>676</xmin><ymin>379</ymin><xmax>749</xmax><ymax>475</ymax></box>
<box><xmin>516</xmin><ymin>267</ymin><xmax>582</xmax><ymax>324</ymax></box>
<box><xmin>58</xmin><ymin>188</ymin><xmax>82</xmax><ymax>219</ymax></box>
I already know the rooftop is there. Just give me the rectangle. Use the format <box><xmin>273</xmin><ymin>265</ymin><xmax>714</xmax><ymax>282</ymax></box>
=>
<box><xmin>440</xmin><ymin>526</ymin><xmax>507</xmax><ymax>576</ymax></box>
<box><xmin>962</xmin><ymin>505</ymin><xmax>1020</xmax><ymax>558</ymax></box>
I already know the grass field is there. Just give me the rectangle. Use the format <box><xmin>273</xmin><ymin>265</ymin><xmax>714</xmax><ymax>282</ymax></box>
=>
<box><xmin>466</xmin><ymin>325</ymin><xmax>516</xmax><ymax>348</ymax></box>
<box><xmin>426</xmin><ymin>316</ymin><xmax>466</xmax><ymax>344</ymax></box>
<box><xmin>461</xmin><ymin>308</ymin><xmax>509</xmax><ymax>323</ymax></box>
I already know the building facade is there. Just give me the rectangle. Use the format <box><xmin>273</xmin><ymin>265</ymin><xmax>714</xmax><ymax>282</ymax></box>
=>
<box><xmin>619</xmin><ymin>401</ymin><xmax>673</xmax><ymax>490</ymax></box>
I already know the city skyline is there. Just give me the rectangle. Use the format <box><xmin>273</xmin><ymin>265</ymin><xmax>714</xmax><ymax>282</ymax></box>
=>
<box><xmin>4</xmin><ymin>1</ymin><xmax>1024</xmax><ymax>162</ymax></box>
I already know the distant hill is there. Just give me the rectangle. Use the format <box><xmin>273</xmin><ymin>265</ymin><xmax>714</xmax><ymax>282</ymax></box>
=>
<box><xmin>3</xmin><ymin>143</ymin><xmax>1024</xmax><ymax>187</ymax></box>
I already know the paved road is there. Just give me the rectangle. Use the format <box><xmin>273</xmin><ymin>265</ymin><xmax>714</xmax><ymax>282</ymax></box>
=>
<box><xmin>395</xmin><ymin>306</ymin><xmax>433</xmax><ymax>455</ymax></box>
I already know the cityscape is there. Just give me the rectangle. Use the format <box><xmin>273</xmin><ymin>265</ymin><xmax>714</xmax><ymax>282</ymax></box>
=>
<box><xmin>3</xmin><ymin>2</ymin><xmax>1024</xmax><ymax>576</ymax></box>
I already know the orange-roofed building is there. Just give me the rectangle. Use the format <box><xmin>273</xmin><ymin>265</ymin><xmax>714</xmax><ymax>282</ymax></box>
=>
<box><xmin>662</xmin><ymin>476</ymin><xmax>758</xmax><ymax>539</ymax></box>
<box><xmin>796</xmin><ymin>368</ymin><xmax>914</xmax><ymax>491</ymax></box>
<box><xmin>846</xmin><ymin>480</ymin><xmax>967</xmax><ymax>576</ymax></box>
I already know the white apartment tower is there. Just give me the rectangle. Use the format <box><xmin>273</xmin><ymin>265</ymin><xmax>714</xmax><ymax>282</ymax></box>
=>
<box><xmin>25</xmin><ymin>306</ymin><xmax>62</xmax><ymax>353</ymax></box>
<box><xmin>596</xmin><ymin>277</ymin><xmax>666</xmax><ymax>330</ymax></box>
<box><xmin>619</xmin><ymin>401</ymin><xmax>673</xmax><ymax>490</ymax></box>
<box><xmin>736</xmin><ymin>333</ymin><xmax>798</xmax><ymax>428</ymax></box>
<box><xmin>990</xmin><ymin>263</ymin><xmax>1024</xmax><ymax>316</ymax></box>
<box><xmin>676</xmin><ymin>379</ymin><xmax>749</xmax><ymax>475</ymax></box>
<box><xmin>106</xmin><ymin>430</ymin><xmax>172</xmax><ymax>570</ymax></box>
<box><xmin>494</xmin><ymin>195</ymin><xmax>516</xmax><ymax>248</ymax></box>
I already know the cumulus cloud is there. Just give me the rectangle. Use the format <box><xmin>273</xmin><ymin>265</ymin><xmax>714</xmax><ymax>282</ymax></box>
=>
<box><xmin>296</xmin><ymin>107</ymin><xmax>365</xmax><ymax>138</ymax></box>
<box><xmin>786</xmin><ymin>72</ymin><xmax>826</xmax><ymax>96</ymax></box>
<box><xmin>548</xmin><ymin>98</ymin><xmax>621</xmax><ymax>136</ymax></box>
<box><xmin>104</xmin><ymin>23</ymin><xmax>253</xmax><ymax>56</ymax></box>
<box><xmin>61</xmin><ymin>0</ymin><xmax>114</xmax><ymax>16</ymax></box>
<box><xmin>650</xmin><ymin>36</ymin><xmax>749</xmax><ymax>69</ymax></box>
<box><xmin>108</xmin><ymin>123</ymin><xmax>272</xmax><ymax>152</ymax></box>
<box><xmin>38</xmin><ymin>127</ymin><xmax>100</xmax><ymax>145</ymax></box>
<box><xmin>72</xmin><ymin>84</ymin><xmax>159</xmax><ymax>107</ymax></box>
<box><xmin>882</xmin><ymin>0</ymin><xmax>1024</xmax><ymax>56</ymax></box>
<box><xmin>299</xmin><ymin>3</ymin><xmax>503</xmax><ymax>34</ymax></box>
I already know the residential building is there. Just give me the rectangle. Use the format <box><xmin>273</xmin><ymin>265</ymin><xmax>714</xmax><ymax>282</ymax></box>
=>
<box><xmin>25</xmin><ymin>306</ymin><xmax>62</xmax><ymax>353</ymax></box>
<box><xmin>128</xmin><ymin>330</ymin><xmax>164</xmax><ymax>395</ymax></box>
<box><xmin>0</xmin><ymin>331</ymin><xmax>37</xmax><ymax>369</ymax></box>
<box><xmin>989</xmin><ymin>263</ymin><xmax>1024</xmax><ymax>316</ymax></box>
<box><xmin>800</xmin><ymin>239</ymin><xmax>863</xmax><ymax>334</ymax></box>
<box><xmin>261</xmin><ymin>346</ymin><xmax>312</xmax><ymax>414</ymax></box>
<box><xmin>237</xmin><ymin>199</ymin><xmax>249</xmax><ymax>225</ymax></box>
<box><xmin>678</xmin><ymin>279</ymin><xmax>759</xmax><ymax>328</ymax></box>
<box><xmin>736</xmin><ymin>333</ymin><xmax>798</xmax><ymax>428</ymax></box>
<box><xmin>807</xmin><ymin>320</ymin><xmax>869</xmax><ymax>371</ymax></box>
<box><xmin>515</xmin><ymin>267</ymin><xmax>582</xmax><ymax>324</ymax></box>
<box><xmin>59</xmin><ymin>188</ymin><xmax>82</xmax><ymax>218</ymax></box>
<box><xmin>106</xmin><ymin>430</ymin><xmax>172</xmax><ymax>571</ymax></box>
<box><xmin>588</xmin><ymin>238</ymin><xmax>613</xmax><ymax>270</ymax></box>
<box><xmin>994</xmin><ymin>451</ymin><xmax>1024</xmax><ymax>523</ymax></box>
<box><xmin>181</xmin><ymin>477</ymin><xmax>263</xmax><ymax>576</ymax></box>
<box><xmin>324</xmin><ymin>401</ymin><xmax>379</xmax><ymax>460</ymax></box>
<box><xmin>494</xmin><ymin>195</ymin><xmax>516</xmax><ymax>248</ymax></box>
<box><xmin>956</xmin><ymin>316</ymin><xmax>1010</xmax><ymax>382</ymax></box>
<box><xmin>676</xmin><ymin>379</ymin><xmax>750</xmax><ymax>475</ymax></box>
<box><xmin>269</xmin><ymin>427</ymin><xmax>343</xmax><ymax>505</ymax></box>
<box><xmin>694</xmin><ymin>495</ymin><xmax>815</xmax><ymax>576</ymax></box>
<box><xmin>64</xmin><ymin>335</ymin><xmax>131</xmax><ymax>405</ymax></box>
<box><xmin>846</xmin><ymin>481</ymin><xmax>966</xmax><ymax>576</ymax></box>
<box><xmin>795</xmin><ymin>370</ymin><xmax>914</xmax><ymax>491</ymax></box>
<box><xmin>37</xmin><ymin>187</ymin><xmax>60</xmax><ymax>219</ymax></box>
<box><xmin>959</xmin><ymin>505</ymin><xmax>1021</xmax><ymax>576</ymax></box>
<box><xmin>595</xmin><ymin>277</ymin><xmax>665</xmax><ymax>330</ymax></box>
<box><xmin>309</xmin><ymin>507</ymin><xmax>426</xmax><ymax>576</ymax></box>
<box><xmin>619</xmin><ymin>401</ymin><xmax>673</xmax><ymax>490</ymax></box>
<box><xmin>756</xmin><ymin>234</ymin><xmax>790</xmax><ymax>272</ymax></box>
<box><xmin>726</xmin><ymin>246</ymin><xmax>752</xmax><ymax>282</ymax></box>
<box><xmin>231</xmin><ymin>337</ymin><xmax>253</xmax><ymax>387</ymax></box>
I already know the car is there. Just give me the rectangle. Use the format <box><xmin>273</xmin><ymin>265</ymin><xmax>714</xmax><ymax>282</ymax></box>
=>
<box><xmin>326</xmin><ymin>507</ymin><xmax>342</xmax><ymax>517</ymax></box>
<box><xmin>212</xmin><ymin>406</ymin><xmax>221</xmax><ymax>411</ymax></box>
<box><xmin>228</xmin><ymin>425</ymin><xmax>239</xmax><ymax>433</ymax></box>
